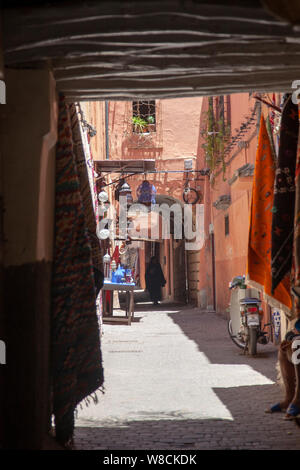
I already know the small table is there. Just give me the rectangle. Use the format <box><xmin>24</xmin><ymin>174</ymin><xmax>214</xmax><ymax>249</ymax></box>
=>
<box><xmin>102</xmin><ymin>281</ymin><xmax>135</xmax><ymax>325</ymax></box>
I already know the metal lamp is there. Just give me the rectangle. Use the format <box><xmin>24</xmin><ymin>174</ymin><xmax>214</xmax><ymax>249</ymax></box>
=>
<box><xmin>119</xmin><ymin>181</ymin><xmax>133</xmax><ymax>205</ymax></box>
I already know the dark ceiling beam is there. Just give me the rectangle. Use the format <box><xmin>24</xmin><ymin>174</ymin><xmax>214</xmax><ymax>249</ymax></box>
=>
<box><xmin>54</xmin><ymin>61</ymin><xmax>300</xmax><ymax>82</ymax></box>
<box><xmin>62</xmin><ymin>81</ymin><xmax>293</xmax><ymax>102</ymax></box>
<box><xmin>2</xmin><ymin>2</ymin><xmax>296</xmax><ymax>58</ymax></box>
<box><xmin>56</xmin><ymin>67</ymin><xmax>300</xmax><ymax>88</ymax></box>
<box><xmin>2</xmin><ymin>2</ymin><xmax>288</xmax><ymax>42</ymax></box>
<box><xmin>2</xmin><ymin>1</ymin><xmax>300</xmax><ymax>99</ymax></box>
<box><xmin>6</xmin><ymin>39</ymin><xmax>299</xmax><ymax>67</ymax></box>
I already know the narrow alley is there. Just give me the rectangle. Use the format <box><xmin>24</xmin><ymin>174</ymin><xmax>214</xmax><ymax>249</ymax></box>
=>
<box><xmin>4</xmin><ymin>1</ymin><xmax>300</xmax><ymax>452</ymax></box>
<box><xmin>75</xmin><ymin>299</ymin><xmax>300</xmax><ymax>450</ymax></box>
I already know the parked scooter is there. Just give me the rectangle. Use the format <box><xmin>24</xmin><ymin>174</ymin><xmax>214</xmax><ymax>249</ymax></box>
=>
<box><xmin>227</xmin><ymin>275</ymin><xmax>269</xmax><ymax>355</ymax></box>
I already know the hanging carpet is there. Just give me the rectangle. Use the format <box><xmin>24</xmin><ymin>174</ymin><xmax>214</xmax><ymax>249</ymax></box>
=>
<box><xmin>271</xmin><ymin>95</ymin><xmax>299</xmax><ymax>294</ymax></box>
<box><xmin>247</xmin><ymin>115</ymin><xmax>292</xmax><ymax>311</ymax></box>
<box><xmin>69</xmin><ymin>103</ymin><xmax>103</xmax><ymax>273</ymax></box>
<box><xmin>292</xmin><ymin>104</ymin><xmax>300</xmax><ymax>317</ymax></box>
<box><xmin>51</xmin><ymin>95</ymin><xmax>104</xmax><ymax>447</ymax></box>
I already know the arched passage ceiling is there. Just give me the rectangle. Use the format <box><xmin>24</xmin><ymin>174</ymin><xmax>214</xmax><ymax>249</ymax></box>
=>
<box><xmin>2</xmin><ymin>1</ymin><xmax>300</xmax><ymax>100</ymax></box>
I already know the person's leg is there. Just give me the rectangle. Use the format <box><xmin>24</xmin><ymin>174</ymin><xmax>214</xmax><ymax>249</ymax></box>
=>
<box><xmin>278</xmin><ymin>341</ymin><xmax>296</xmax><ymax>410</ymax></box>
<box><xmin>266</xmin><ymin>340</ymin><xmax>295</xmax><ymax>413</ymax></box>
<box><xmin>285</xmin><ymin>337</ymin><xmax>300</xmax><ymax>416</ymax></box>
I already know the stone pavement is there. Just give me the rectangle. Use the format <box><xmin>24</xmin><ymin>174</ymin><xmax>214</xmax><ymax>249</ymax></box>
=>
<box><xmin>74</xmin><ymin>302</ymin><xmax>300</xmax><ymax>450</ymax></box>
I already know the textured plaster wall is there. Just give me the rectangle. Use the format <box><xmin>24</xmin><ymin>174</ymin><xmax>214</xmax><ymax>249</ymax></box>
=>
<box><xmin>213</xmin><ymin>191</ymin><xmax>251</xmax><ymax>311</ymax></box>
<box><xmin>0</xmin><ymin>68</ymin><xmax>58</xmax><ymax>449</ymax></box>
<box><xmin>195</xmin><ymin>93</ymin><xmax>263</xmax><ymax>312</ymax></box>
<box><xmin>160</xmin><ymin>97</ymin><xmax>202</xmax><ymax>160</ymax></box>
<box><xmin>1</xmin><ymin>69</ymin><xmax>58</xmax><ymax>266</ymax></box>
<box><xmin>80</xmin><ymin>101</ymin><xmax>106</xmax><ymax>161</ymax></box>
<box><xmin>86</xmin><ymin>97</ymin><xmax>204</xmax><ymax>302</ymax></box>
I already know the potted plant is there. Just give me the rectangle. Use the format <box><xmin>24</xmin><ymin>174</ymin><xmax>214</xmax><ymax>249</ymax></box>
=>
<box><xmin>132</xmin><ymin>115</ymin><xmax>156</xmax><ymax>134</ymax></box>
<box><xmin>132</xmin><ymin>116</ymin><xmax>148</xmax><ymax>133</ymax></box>
<box><xmin>146</xmin><ymin>115</ymin><xmax>156</xmax><ymax>133</ymax></box>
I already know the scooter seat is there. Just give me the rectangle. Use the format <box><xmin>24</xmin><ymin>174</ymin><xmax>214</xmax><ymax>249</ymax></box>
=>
<box><xmin>239</xmin><ymin>297</ymin><xmax>261</xmax><ymax>305</ymax></box>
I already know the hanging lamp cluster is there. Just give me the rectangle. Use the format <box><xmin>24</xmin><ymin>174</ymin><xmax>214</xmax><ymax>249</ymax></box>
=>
<box><xmin>95</xmin><ymin>165</ymin><xmax>210</xmax><ymax>241</ymax></box>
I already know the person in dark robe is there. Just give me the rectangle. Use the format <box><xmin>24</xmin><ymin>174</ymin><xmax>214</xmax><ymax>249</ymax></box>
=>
<box><xmin>145</xmin><ymin>256</ymin><xmax>166</xmax><ymax>305</ymax></box>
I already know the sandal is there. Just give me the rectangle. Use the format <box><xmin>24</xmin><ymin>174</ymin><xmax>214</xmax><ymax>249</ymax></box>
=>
<box><xmin>284</xmin><ymin>403</ymin><xmax>300</xmax><ymax>419</ymax></box>
<box><xmin>265</xmin><ymin>403</ymin><xmax>284</xmax><ymax>414</ymax></box>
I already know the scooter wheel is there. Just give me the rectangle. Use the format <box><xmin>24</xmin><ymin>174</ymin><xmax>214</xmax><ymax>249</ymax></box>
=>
<box><xmin>227</xmin><ymin>319</ymin><xmax>246</xmax><ymax>350</ymax></box>
<box><xmin>248</xmin><ymin>327</ymin><xmax>258</xmax><ymax>356</ymax></box>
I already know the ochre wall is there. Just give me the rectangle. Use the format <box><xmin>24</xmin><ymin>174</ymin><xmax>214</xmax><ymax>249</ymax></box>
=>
<box><xmin>104</xmin><ymin>97</ymin><xmax>203</xmax><ymax>203</ymax></box>
<box><xmin>213</xmin><ymin>191</ymin><xmax>251</xmax><ymax>311</ymax></box>
<box><xmin>160</xmin><ymin>97</ymin><xmax>202</xmax><ymax>160</ymax></box>
<box><xmin>82</xmin><ymin>94</ymin><xmax>273</xmax><ymax>313</ymax></box>
<box><xmin>80</xmin><ymin>101</ymin><xmax>106</xmax><ymax>161</ymax></box>
<box><xmin>84</xmin><ymin>97</ymin><xmax>204</xmax><ymax>303</ymax></box>
<box><xmin>0</xmin><ymin>69</ymin><xmax>58</xmax><ymax>449</ymax></box>
<box><xmin>195</xmin><ymin>93</ymin><xmax>279</xmax><ymax>315</ymax></box>
<box><xmin>195</xmin><ymin>94</ymin><xmax>254</xmax><ymax>312</ymax></box>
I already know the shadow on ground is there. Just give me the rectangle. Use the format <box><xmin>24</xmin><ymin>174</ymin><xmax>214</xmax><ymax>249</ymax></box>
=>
<box><xmin>168</xmin><ymin>308</ymin><xmax>278</xmax><ymax>381</ymax></box>
<box><xmin>74</xmin><ymin>304</ymin><xmax>300</xmax><ymax>450</ymax></box>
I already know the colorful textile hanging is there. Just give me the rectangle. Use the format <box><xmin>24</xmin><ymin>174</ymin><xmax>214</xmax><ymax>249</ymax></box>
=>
<box><xmin>136</xmin><ymin>180</ymin><xmax>157</xmax><ymax>204</ymax></box>
<box><xmin>292</xmin><ymin>104</ymin><xmax>300</xmax><ymax>317</ymax></box>
<box><xmin>134</xmin><ymin>248</ymin><xmax>140</xmax><ymax>285</ymax></box>
<box><xmin>51</xmin><ymin>95</ymin><xmax>104</xmax><ymax>447</ymax></box>
<box><xmin>86</xmin><ymin>125</ymin><xmax>105</xmax><ymax>329</ymax></box>
<box><xmin>266</xmin><ymin>114</ymin><xmax>277</xmax><ymax>160</ymax></box>
<box><xmin>69</xmin><ymin>104</ymin><xmax>104</xmax><ymax>331</ymax></box>
<box><xmin>112</xmin><ymin>244</ymin><xmax>121</xmax><ymax>265</ymax></box>
<box><xmin>271</xmin><ymin>95</ymin><xmax>299</xmax><ymax>294</ymax></box>
<box><xmin>247</xmin><ymin>115</ymin><xmax>292</xmax><ymax>310</ymax></box>
<box><xmin>69</xmin><ymin>103</ymin><xmax>103</xmax><ymax>273</ymax></box>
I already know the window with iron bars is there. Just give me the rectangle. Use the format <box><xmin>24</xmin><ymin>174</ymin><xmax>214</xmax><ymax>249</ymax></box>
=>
<box><xmin>132</xmin><ymin>100</ymin><xmax>156</xmax><ymax>133</ymax></box>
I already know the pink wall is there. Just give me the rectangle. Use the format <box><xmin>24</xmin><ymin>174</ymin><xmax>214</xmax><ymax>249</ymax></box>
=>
<box><xmin>85</xmin><ymin>98</ymin><xmax>203</xmax><ymax>301</ymax></box>
<box><xmin>105</xmin><ymin>98</ymin><xmax>203</xmax><ymax>209</ymax></box>
<box><xmin>80</xmin><ymin>101</ymin><xmax>106</xmax><ymax>161</ymax></box>
<box><xmin>196</xmin><ymin>93</ymin><xmax>280</xmax><ymax>314</ymax></box>
<box><xmin>211</xmin><ymin>95</ymin><xmax>257</xmax><ymax>312</ymax></box>
<box><xmin>82</xmin><ymin>93</ymin><xmax>279</xmax><ymax>312</ymax></box>
<box><xmin>160</xmin><ymin>97</ymin><xmax>202</xmax><ymax>159</ymax></box>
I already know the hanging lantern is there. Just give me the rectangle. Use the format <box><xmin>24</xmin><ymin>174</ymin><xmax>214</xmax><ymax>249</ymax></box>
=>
<box><xmin>98</xmin><ymin>190</ymin><xmax>109</xmax><ymax>203</ymax></box>
<box><xmin>103</xmin><ymin>250</ymin><xmax>111</xmax><ymax>281</ymax></box>
<box><xmin>97</xmin><ymin>226</ymin><xmax>110</xmax><ymax>240</ymax></box>
<box><xmin>136</xmin><ymin>180</ymin><xmax>156</xmax><ymax>206</ymax></box>
<box><xmin>98</xmin><ymin>200</ymin><xmax>110</xmax><ymax>217</ymax></box>
<box><xmin>111</xmin><ymin>259</ymin><xmax>117</xmax><ymax>271</ymax></box>
<box><xmin>119</xmin><ymin>181</ymin><xmax>133</xmax><ymax>206</ymax></box>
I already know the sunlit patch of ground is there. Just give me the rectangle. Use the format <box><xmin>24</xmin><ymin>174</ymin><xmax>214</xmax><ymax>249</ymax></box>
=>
<box><xmin>76</xmin><ymin>307</ymin><xmax>273</xmax><ymax>427</ymax></box>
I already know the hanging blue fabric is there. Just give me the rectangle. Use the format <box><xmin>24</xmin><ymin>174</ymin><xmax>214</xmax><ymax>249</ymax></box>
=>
<box><xmin>136</xmin><ymin>180</ymin><xmax>157</xmax><ymax>204</ymax></box>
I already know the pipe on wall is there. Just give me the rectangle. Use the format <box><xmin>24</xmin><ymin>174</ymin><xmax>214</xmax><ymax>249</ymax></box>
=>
<box><xmin>210</xmin><ymin>230</ymin><xmax>217</xmax><ymax>312</ymax></box>
<box><xmin>105</xmin><ymin>100</ymin><xmax>109</xmax><ymax>160</ymax></box>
